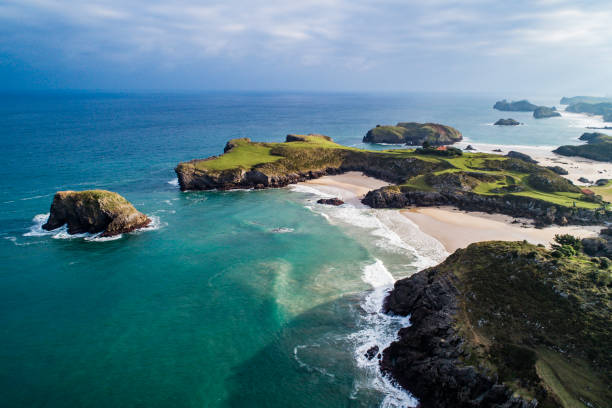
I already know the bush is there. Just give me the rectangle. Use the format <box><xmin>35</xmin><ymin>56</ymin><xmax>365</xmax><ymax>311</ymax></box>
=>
<box><xmin>554</xmin><ymin>234</ymin><xmax>582</xmax><ymax>251</ymax></box>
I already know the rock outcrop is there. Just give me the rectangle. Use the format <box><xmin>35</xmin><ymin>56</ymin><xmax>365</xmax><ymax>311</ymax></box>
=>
<box><xmin>362</xmin><ymin>186</ymin><xmax>610</xmax><ymax>226</ymax></box>
<box><xmin>554</xmin><ymin>132</ymin><xmax>612</xmax><ymax>162</ymax></box>
<box><xmin>363</xmin><ymin>122</ymin><xmax>462</xmax><ymax>146</ymax></box>
<box><xmin>317</xmin><ymin>198</ymin><xmax>344</xmax><ymax>206</ymax></box>
<box><xmin>493</xmin><ymin>100</ymin><xmax>538</xmax><ymax>112</ymax></box>
<box><xmin>381</xmin><ymin>265</ymin><xmax>536</xmax><ymax>408</ymax></box>
<box><xmin>42</xmin><ymin>190</ymin><xmax>150</xmax><ymax>237</ymax></box>
<box><xmin>506</xmin><ymin>151</ymin><xmax>537</xmax><ymax>163</ymax></box>
<box><xmin>533</xmin><ymin>106</ymin><xmax>561</xmax><ymax>119</ymax></box>
<box><xmin>494</xmin><ymin>118</ymin><xmax>520</xmax><ymax>126</ymax></box>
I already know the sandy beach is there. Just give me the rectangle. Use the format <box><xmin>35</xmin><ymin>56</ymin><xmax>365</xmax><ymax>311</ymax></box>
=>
<box><xmin>298</xmin><ymin>172</ymin><xmax>602</xmax><ymax>253</ymax></box>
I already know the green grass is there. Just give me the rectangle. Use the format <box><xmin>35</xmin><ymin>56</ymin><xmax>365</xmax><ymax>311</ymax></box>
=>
<box><xmin>194</xmin><ymin>141</ymin><xmax>283</xmax><ymax>171</ymax></box>
<box><xmin>180</xmin><ymin>136</ymin><xmax>608</xmax><ymax>210</ymax></box>
<box><xmin>443</xmin><ymin>241</ymin><xmax>611</xmax><ymax>407</ymax></box>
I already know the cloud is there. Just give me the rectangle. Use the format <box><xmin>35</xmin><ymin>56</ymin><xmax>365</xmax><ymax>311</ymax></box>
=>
<box><xmin>0</xmin><ymin>0</ymin><xmax>611</xmax><ymax>91</ymax></box>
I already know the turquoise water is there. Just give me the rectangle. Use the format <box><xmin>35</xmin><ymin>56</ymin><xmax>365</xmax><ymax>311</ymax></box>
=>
<box><xmin>0</xmin><ymin>92</ymin><xmax>600</xmax><ymax>407</ymax></box>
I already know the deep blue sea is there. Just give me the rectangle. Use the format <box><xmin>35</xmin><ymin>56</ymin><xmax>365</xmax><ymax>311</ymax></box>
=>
<box><xmin>0</xmin><ymin>92</ymin><xmax>602</xmax><ymax>407</ymax></box>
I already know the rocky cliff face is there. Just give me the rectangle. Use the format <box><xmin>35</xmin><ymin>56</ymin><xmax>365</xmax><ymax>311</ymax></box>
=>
<box><xmin>362</xmin><ymin>186</ymin><xmax>611</xmax><ymax>226</ymax></box>
<box><xmin>381</xmin><ymin>268</ymin><xmax>536</xmax><ymax>408</ymax></box>
<box><xmin>175</xmin><ymin>149</ymin><xmax>447</xmax><ymax>191</ymax></box>
<box><xmin>42</xmin><ymin>190</ymin><xmax>150</xmax><ymax>237</ymax></box>
<box><xmin>362</xmin><ymin>122</ymin><xmax>462</xmax><ymax>146</ymax></box>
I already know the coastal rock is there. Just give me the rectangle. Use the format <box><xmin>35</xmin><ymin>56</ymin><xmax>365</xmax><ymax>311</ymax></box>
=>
<box><xmin>494</xmin><ymin>118</ymin><xmax>520</xmax><ymax>126</ymax></box>
<box><xmin>493</xmin><ymin>148</ymin><xmax>503</xmax><ymax>152</ymax></box>
<box><xmin>554</xmin><ymin>133</ymin><xmax>612</xmax><ymax>162</ymax></box>
<box><xmin>493</xmin><ymin>100</ymin><xmax>538</xmax><ymax>112</ymax></box>
<box><xmin>506</xmin><ymin>151</ymin><xmax>537</xmax><ymax>163</ymax></box>
<box><xmin>546</xmin><ymin>165</ymin><xmax>568</xmax><ymax>175</ymax></box>
<box><xmin>464</xmin><ymin>145</ymin><xmax>475</xmax><ymax>150</ymax></box>
<box><xmin>381</xmin><ymin>257</ymin><xmax>535</xmax><ymax>408</ymax></box>
<box><xmin>365</xmin><ymin>345</ymin><xmax>379</xmax><ymax>360</ymax></box>
<box><xmin>317</xmin><ymin>198</ymin><xmax>344</xmax><ymax>206</ymax></box>
<box><xmin>362</xmin><ymin>187</ymin><xmax>610</xmax><ymax>226</ymax></box>
<box><xmin>533</xmin><ymin>106</ymin><xmax>561</xmax><ymax>119</ymax></box>
<box><xmin>578</xmin><ymin>177</ymin><xmax>592</xmax><ymax>184</ymax></box>
<box><xmin>42</xmin><ymin>190</ymin><xmax>150</xmax><ymax>237</ymax></box>
<box><xmin>362</xmin><ymin>122</ymin><xmax>462</xmax><ymax>146</ymax></box>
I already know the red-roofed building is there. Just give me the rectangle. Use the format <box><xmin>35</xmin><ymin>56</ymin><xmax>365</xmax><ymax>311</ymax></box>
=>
<box><xmin>581</xmin><ymin>188</ymin><xmax>595</xmax><ymax>196</ymax></box>
<box><xmin>436</xmin><ymin>145</ymin><xmax>447</xmax><ymax>151</ymax></box>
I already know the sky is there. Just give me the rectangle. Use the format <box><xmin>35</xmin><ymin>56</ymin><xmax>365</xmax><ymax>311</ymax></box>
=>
<box><xmin>0</xmin><ymin>0</ymin><xmax>611</xmax><ymax>93</ymax></box>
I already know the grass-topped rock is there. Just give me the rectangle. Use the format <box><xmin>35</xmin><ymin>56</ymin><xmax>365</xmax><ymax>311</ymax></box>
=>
<box><xmin>494</xmin><ymin>100</ymin><xmax>539</xmax><ymax>112</ymax></box>
<box><xmin>554</xmin><ymin>132</ymin><xmax>612</xmax><ymax>162</ymax></box>
<box><xmin>176</xmin><ymin>135</ymin><xmax>610</xmax><ymax>225</ymax></box>
<box><xmin>362</xmin><ymin>122</ymin><xmax>462</xmax><ymax>145</ymax></box>
<box><xmin>533</xmin><ymin>106</ymin><xmax>561</xmax><ymax>119</ymax></box>
<box><xmin>382</xmin><ymin>240</ymin><xmax>611</xmax><ymax>408</ymax></box>
<box><xmin>42</xmin><ymin>190</ymin><xmax>150</xmax><ymax>237</ymax></box>
<box><xmin>494</xmin><ymin>118</ymin><xmax>520</xmax><ymax>126</ymax></box>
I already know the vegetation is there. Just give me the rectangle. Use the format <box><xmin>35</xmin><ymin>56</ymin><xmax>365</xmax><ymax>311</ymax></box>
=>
<box><xmin>554</xmin><ymin>132</ymin><xmax>612</xmax><ymax>162</ymax></box>
<box><xmin>493</xmin><ymin>99</ymin><xmax>538</xmax><ymax>112</ymax></box>
<box><xmin>533</xmin><ymin>106</ymin><xmax>561</xmax><ymax>119</ymax></box>
<box><xmin>362</xmin><ymin>122</ymin><xmax>462</xmax><ymax>145</ymax></box>
<box><xmin>178</xmin><ymin>134</ymin><xmax>607</xmax><ymax>210</ymax></box>
<box><xmin>445</xmin><ymin>241</ymin><xmax>611</xmax><ymax>407</ymax></box>
<box><xmin>566</xmin><ymin>102</ymin><xmax>612</xmax><ymax>123</ymax></box>
<box><xmin>561</xmin><ymin>96</ymin><xmax>612</xmax><ymax>105</ymax></box>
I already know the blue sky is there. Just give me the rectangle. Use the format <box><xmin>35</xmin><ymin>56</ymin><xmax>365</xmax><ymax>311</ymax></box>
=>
<box><xmin>1</xmin><ymin>0</ymin><xmax>611</xmax><ymax>93</ymax></box>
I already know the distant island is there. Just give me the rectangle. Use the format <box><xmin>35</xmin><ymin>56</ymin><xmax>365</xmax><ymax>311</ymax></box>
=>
<box><xmin>176</xmin><ymin>135</ymin><xmax>610</xmax><ymax>225</ymax></box>
<box><xmin>533</xmin><ymin>106</ymin><xmax>561</xmax><ymax>119</ymax></box>
<box><xmin>382</xmin><ymin>239</ymin><xmax>611</xmax><ymax>408</ymax></box>
<box><xmin>362</xmin><ymin>122</ymin><xmax>462</xmax><ymax>145</ymax></box>
<box><xmin>565</xmin><ymin>102</ymin><xmax>612</xmax><ymax>122</ymax></box>
<box><xmin>493</xmin><ymin>100</ymin><xmax>538</xmax><ymax>112</ymax></box>
<box><xmin>554</xmin><ymin>132</ymin><xmax>612</xmax><ymax>162</ymax></box>
<box><xmin>42</xmin><ymin>190</ymin><xmax>150</xmax><ymax>236</ymax></box>
<box><xmin>560</xmin><ymin>96</ymin><xmax>612</xmax><ymax>105</ymax></box>
<box><xmin>494</xmin><ymin>118</ymin><xmax>520</xmax><ymax>126</ymax></box>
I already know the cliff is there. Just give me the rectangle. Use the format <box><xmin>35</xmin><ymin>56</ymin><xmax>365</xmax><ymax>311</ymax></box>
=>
<box><xmin>42</xmin><ymin>190</ymin><xmax>150</xmax><ymax>237</ymax></box>
<box><xmin>362</xmin><ymin>122</ymin><xmax>462</xmax><ymax>145</ymax></box>
<box><xmin>533</xmin><ymin>106</ymin><xmax>561</xmax><ymax>119</ymax></box>
<box><xmin>176</xmin><ymin>135</ymin><xmax>610</xmax><ymax>225</ymax></box>
<box><xmin>554</xmin><ymin>132</ymin><xmax>612</xmax><ymax>162</ymax></box>
<box><xmin>493</xmin><ymin>100</ymin><xmax>538</xmax><ymax>112</ymax></box>
<box><xmin>382</xmin><ymin>241</ymin><xmax>611</xmax><ymax>408</ymax></box>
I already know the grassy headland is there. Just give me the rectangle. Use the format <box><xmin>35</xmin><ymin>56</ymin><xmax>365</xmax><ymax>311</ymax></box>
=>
<box><xmin>176</xmin><ymin>135</ymin><xmax>611</xmax><ymax>224</ymax></box>
<box><xmin>554</xmin><ymin>133</ymin><xmax>612</xmax><ymax>162</ymax></box>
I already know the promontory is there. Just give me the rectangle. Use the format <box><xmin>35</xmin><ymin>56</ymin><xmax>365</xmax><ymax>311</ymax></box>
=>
<box><xmin>175</xmin><ymin>134</ymin><xmax>611</xmax><ymax>225</ymax></box>
<box><xmin>382</xmin><ymin>239</ymin><xmax>611</xmax><ymax>408</ymax></box>
<box><xmin>362</xmin><ymin>122</ymin><xmax>462</xmax><ymax>145</ymax></box>
<box><xmin>42</xmin><ymin>190</ymin><xmax>150</xmax><ymax>237</ymax></box>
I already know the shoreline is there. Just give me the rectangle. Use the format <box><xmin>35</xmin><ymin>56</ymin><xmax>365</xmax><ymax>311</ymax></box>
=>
<box><xmin>297</xmin><ymin>172</ymin><xmax>602</xmax><ymax>253</ymax></box>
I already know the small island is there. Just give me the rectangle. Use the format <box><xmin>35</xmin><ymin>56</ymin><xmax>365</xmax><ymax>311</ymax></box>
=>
<box><xmin>553</xmin><ymin>132</ymin><xmax>612</xmax><ymax>162</ymax></box>
<box><xmin>362</xmin><ymin>122</ymin><xmax>462</xmax><ymax>145</ymax></box>
<box><xmin>493</xmin><ymin>100</ymin><xmax>538</xmax><ymax>112</ymax></box>
<box><xmin>381</xmin><ymin>239</ymin><xmax>611</xmax><ymax>408</ymax></box>
<box><xmin>494</xmin><ymin>118</ymin><xmax>520</xmax><ymax>126</ymax></box>
<box><xmin>176</xmin><ymin>135</ymin><xmax>611</xmax><ymax>226</ymax></box>
<box><xmin>533</xmin><ymin>106</ymin><xmax>561</xmax><ymax>119</ymax></box>
<box><xmin>42</xmin><ymin>190</ymin><xmax>150</xmax><ymax>237</ymax></box>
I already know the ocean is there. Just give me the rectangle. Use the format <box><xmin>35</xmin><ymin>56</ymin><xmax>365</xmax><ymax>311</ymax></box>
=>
<box><xmin>0</xmin><ymin>92</ymin><xmax>604</xmax><ymax>407</ymax></box>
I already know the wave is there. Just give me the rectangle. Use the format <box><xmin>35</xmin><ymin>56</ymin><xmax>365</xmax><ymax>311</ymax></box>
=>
<box><xmin>22</xmin><ymin>214</ymin><xmax>163</xmax><ymax>241</ymax></box>
<box><xmin>167</xmin><ymin>178</ymin><xmax>179</xmax><ymax>187</ymax></box>
<box><xmin>349</xmin><ymin>259</ymin><xmax>418</xmax><ymax>408</ymax></box>
<box><xmin>293</xmin><ymin>344</ymin><xmax>336</xmax><ymax>379</ymax></box>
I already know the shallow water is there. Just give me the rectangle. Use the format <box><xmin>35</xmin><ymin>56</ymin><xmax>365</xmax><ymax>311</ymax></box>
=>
<box><xmin>0</xmin><ymin>92</ymin><xmax>602</xmax><ymax>407</ymax></box>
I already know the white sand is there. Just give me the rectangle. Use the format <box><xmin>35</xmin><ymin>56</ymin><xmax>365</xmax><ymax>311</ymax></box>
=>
<box><xmin>298</xmin><ymin>173</ymin><xmax>602</xmax><ymax>253</ymax></box>
<box><xmin>301</xmin><ymin>171</ymin><xmax>390</xmax><ymax>206</ymax></box>
<box><xmin>401</xmin><ymin>207</ymin><xmax>601</xmax><ymax>253</ymax></box>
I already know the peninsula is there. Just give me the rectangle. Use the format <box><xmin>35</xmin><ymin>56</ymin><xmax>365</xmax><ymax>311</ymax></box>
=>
<box><xmin>382</xmin><ymin>239</ymin><xmax>611</xmax><ymax>408</ymax></box>
<box><xmin>554</xmin><ymin>132</ymin><xmax>612</xmax><ymax>162</ymax></box>
<box><xmin>176</xmin><ymin>135</ymin><xmax>611</xmax><ymax>225</ymax></box>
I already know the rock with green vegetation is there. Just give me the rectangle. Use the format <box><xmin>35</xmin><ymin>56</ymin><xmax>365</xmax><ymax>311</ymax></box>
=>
<box><xmin>566</xmin><ymin>102</ymin><xmax>612</xmax><ymax>123</ymax></box>
<box><xmin>493</xmin><ymin>100</ymin><xmax>538</xmax><ymax>112</ymax></box>
<box><xmin>494</xmin><ymin>118</ymin><xmax>520</xmax><ymax>126</ymax></box>
<box><xmin>382</xmin><ymin>240</ymin><xmax>611</xmax><ymax>408</ymax></box>
<box><xmin>42</xmin><ymin>190</ymin><xmax>150</xmax><ymax>237</ymax></box>
<box><xmin>362</xmin><ymin>122</ymin><xmax>462</xmax><ymax>145</ymax></box>
<box><xmin>546</xmin><ymin>166</ymin><xmax>568</xmax><ymax>175</ymax></box>
<box><xmin>554</xmin><ymin>132</ymin><xmax>612</xmax><ymax>162</ymax></box>
<box><xmin>506</xmin><ymin>150</ymin><xmax>537</xmax><ymax>163</ymax></box>
<box><xmin>177</xmin><ymin>135</ymin><xmax>611</xmax><ymax>225</ymax></box>
<box><xmin>561</xmin><ymin>96</ymin><xmax>612</xmax><ymax>105</ymax></box>
<box><xmin>533</xmin><ymin>106</ymin><xmax>561</xmax><ymax>119</ymax></box>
